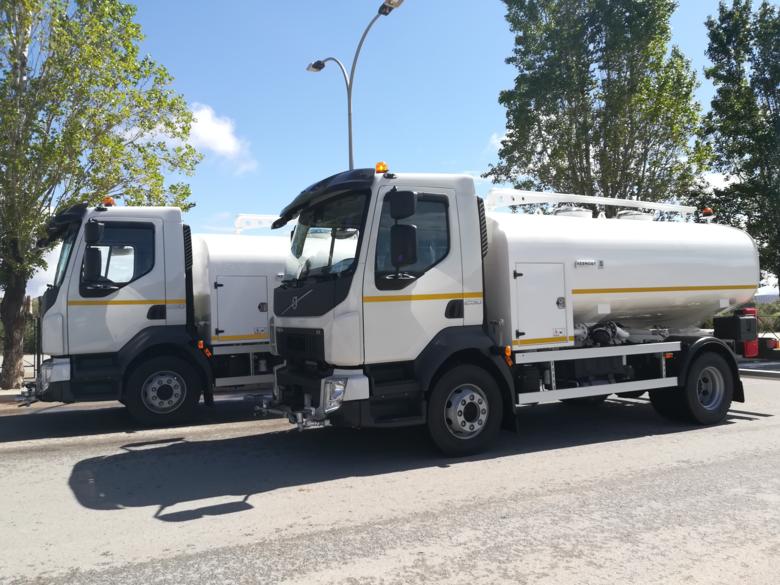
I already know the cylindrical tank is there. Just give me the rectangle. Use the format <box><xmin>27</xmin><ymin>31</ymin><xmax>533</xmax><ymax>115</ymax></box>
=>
<box><xmin>484</xmin><ymin>212</ymin><xmax>759</xmax><ymax>337</ymax></box>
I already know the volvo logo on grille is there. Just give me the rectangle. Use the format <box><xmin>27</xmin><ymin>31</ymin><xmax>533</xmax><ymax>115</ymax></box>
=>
<box><xmin>281</xmin><ymin>289</ymin><xmax>313</xmax><ymax>315</ymax></box>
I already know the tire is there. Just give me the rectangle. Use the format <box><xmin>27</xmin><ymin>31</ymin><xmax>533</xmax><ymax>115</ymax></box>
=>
<box><xmin>124</xmin><ymin>355</ymin><xmax>202</xmax><ymax>426</ymax></box>
<box><xmin>680</xmin><ymin>352</ymin><xmax>733</xmax><ymax>425</ymax></box>
<box><xmin>427</xmin><ymin>365</ymin><xmax>503</xmax><ymax>457</ymax></box>
<box><xmin>561</xmin><ymin>394</ymin><xmax>609</xmax><ymax>406</ymax></box>
<box><xmin>650</xmin><ymin>352</ymin><xmax>733</xmax><ymax>425</ymax></box>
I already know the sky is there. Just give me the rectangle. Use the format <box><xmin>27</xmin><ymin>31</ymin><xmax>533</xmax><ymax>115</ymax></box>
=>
<box><xmin>26</xmin><ymin>0</ymin><xmax>743</xmax><ymax>295</ymax></box>
<box><xmin>129</xmin><ymin>0</ymin><xmax>728</xmax><ymax>233</ymax></box>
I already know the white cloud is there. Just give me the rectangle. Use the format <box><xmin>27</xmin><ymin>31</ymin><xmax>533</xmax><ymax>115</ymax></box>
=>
<box><xmin>189</xmin><ymin>103</ymin><xmax>257</xmax><ymax>175</ymax></box>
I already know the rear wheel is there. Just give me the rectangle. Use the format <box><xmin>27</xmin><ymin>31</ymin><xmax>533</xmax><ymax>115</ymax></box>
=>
<box><xmin>427</xmin><ymin>365</ymin><xmax>503</xmax><ymax>457</ymax></box>
<box><xmin>681</xmin><ymin>352</ymin><xmax>733</xmax><ymax>424</ymax></box>
<box><xmin>650</xmin><ymin>351</ymin><xmax>733</xmax><ymax>425</ymax></box>
<box><xmin>124</xmin><ymin>356</ymin><xmax>201</xmax><ymax>426</ymax></box>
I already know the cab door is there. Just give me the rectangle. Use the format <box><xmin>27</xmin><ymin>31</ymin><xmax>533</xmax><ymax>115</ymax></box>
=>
<box><xmin>66</xmin><ymin>219</ymin><xmax>167</xmax><ymax>355</ymax></box>
<box><xmin>362</xmin><ymin>186</ymin><xmax>463</xmax><ymax>364</ymax></box>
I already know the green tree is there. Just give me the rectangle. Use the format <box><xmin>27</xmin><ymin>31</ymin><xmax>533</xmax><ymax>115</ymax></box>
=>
<box><xmin>694</xmin><ymin>0</ymin><xmax>779</xmax><ymax>280</ymax></box>
<box><xmin>0</xmin><ymin>0</ymin><xmax>200</xmax><ymax>389</ymax></box>
<box><xmin>486</xmin><ymin>0</ymin><xmax>706</xmax><ymax>203</ymax></box>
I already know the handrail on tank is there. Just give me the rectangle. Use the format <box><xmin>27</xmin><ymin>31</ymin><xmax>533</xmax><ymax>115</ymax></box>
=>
<box><xmin>485</xmin><ymin>189</ymin><xmax>696</xmax><ymax>215</ymax></box>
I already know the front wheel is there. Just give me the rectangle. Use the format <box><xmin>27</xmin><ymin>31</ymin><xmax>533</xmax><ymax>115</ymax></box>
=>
<box><xmin>427</xmin><ymin>365</ymin><xmax>503</xmax><ymax>457</ymax></box>
<box><xmin>124</xmin><ymin>355</ymin><xmax>202</xmax><ymax>426</ymax></box>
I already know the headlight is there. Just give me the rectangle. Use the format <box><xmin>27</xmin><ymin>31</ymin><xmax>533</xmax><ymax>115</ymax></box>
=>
<box><xmin>40</xmin><ymin>362</ymin><xmax>53</xmax><ymax>391</ymax></box>
<box><xmin>323</xmin><ymin>377</ymin><xmax>348</xmax><ymax>414</ymax></box>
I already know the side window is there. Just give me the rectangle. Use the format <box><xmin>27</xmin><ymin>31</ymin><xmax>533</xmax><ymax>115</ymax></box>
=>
<box><xmin>80</xmin><ymin>222</ymin><xmax>155</xmax><ymax>297</ymax></box>
<box><xmin>375</xmin><ymin>195</ymin><xmax>450</xmax><ymax>290</ymax></box>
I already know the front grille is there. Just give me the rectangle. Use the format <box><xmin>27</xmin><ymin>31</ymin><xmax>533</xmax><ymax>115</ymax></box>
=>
<box><xmin>275</xmin><ymin>327</ymin><xmax>325</xmax><ymax>362</ymax></box>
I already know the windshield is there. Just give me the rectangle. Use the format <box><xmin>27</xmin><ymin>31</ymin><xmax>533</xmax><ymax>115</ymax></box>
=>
<box><xmin>52</xmin><ymin>224</ymin><xmax>79</xmax><ymax>288</ymax></box>
<box><xmin>284</xmin><ymin>191</ymin><xmax>368</xmax><ymax>283</ymax></box>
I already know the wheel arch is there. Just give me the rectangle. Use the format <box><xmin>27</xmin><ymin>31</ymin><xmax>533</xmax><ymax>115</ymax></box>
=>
<box><xmin>117</xmin><ymin>326</ymin><xmax>212</xmax><ymax>400</ymax></box>
<box><xmin>672</xmin><ymin>336</ymin><xmax>743</xmax><ymax>403</ymax></box>
<box><xmin>414</xmin><ymin>326</ymin><xmax>514</xmax><ymax>408</ymax></box>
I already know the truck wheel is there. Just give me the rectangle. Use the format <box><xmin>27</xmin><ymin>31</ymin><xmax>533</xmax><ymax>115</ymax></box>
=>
<box><xmin>427</xmin><ymin>365</ymin><xmax>503</xmax><ymax>457</ymax></box>
<box><xmin>124</xmin><ymin>356</ymin><xmax>201</xmax><ymax>426</ymax></box>
<box><xmin>680</xmin><ymin>352</ymin><xmax>733</xmax><ymax>425</ymax></box>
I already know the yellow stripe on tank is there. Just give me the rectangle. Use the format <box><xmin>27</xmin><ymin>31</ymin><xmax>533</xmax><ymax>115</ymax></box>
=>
<box><xmin>213</xmin><ymin>333</ymin><xmax>270</xmax><ymax>342</ymax></box>
<box><xmin>513</xmin><ymin>336</ymin><xmax>575</xmax><ymax>346</ymax></box>
<box><xmin>572</xmin><ymin>284</ymin><xmax>756</xmax><ymax>295</ymax></box>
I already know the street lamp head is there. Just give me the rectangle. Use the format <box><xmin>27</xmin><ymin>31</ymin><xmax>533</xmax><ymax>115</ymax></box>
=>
<box><xmin>378</xmin><ymin>0</ymin><xmax>403</xmax><ymax>16</ymax></box>
<box><xmin>306</xmin><ymin>60</ymin><xmax>326</xmax><ymax>73</ymax></box>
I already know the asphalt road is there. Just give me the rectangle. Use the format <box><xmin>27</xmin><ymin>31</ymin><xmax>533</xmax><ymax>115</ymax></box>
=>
<box><xmin>1</xmin><ymin>379</ymin><xmax>779</xmax><ymax>585</ymax></box>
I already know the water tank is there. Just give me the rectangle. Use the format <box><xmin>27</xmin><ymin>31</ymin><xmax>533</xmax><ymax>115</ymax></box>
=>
<box><xmin>483</xmin><ymin>212</ymin><xmax>759</xmax><ymax>348</ymax></box>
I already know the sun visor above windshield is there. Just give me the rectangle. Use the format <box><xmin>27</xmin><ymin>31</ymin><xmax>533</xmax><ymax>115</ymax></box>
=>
<box><xmin>37</xmin><ymin>203</ymin><xmax>88</xmax><ymax>247</ymax></box>
<box><xmin>272</xmin><ymin>168</ymin><xmax>375</xmax><ymax>229</ymax></box>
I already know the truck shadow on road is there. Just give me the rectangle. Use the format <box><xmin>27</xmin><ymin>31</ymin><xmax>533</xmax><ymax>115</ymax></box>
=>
<box><xmin>0</xmin><ymin>398</ymin><xmax>263</xmax><ymax>444</ymax></box>
<box><xmin>66</xmin><ymin>398</ymin><xmax>772</xmax><ymax>522</ymax></box>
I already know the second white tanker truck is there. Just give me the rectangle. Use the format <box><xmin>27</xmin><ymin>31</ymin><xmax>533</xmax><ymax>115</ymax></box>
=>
<box><xmin>265</xmin><ymin>164</ymin><xmax>760</xmax><ymax>456</ymax></box>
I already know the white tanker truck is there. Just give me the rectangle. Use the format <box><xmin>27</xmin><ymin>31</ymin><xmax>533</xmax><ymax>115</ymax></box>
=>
<box><xmin>264</xmin><ymin>165</ymin><xmax>760</xmax><ymax>456</ymax></box>
<box><xmin>24</xmin><ymin>200</ymin><xmax>288</xmax><ymax>425</ymax></box>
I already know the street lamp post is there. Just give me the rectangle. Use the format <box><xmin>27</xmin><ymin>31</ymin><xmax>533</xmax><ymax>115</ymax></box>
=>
<box><xmin>307</xmin><ymin>0</ymin><xmax>404</xmax><ymax>170</ymax></box>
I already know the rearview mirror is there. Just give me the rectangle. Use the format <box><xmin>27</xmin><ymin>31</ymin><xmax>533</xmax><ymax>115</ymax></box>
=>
<box><xmin>82</xmin><ymin>247</ymin><xmax>103</xmax><ymax>282</ymax></box>
<box><xmin>390</xmin><ymin>224</ymin><xmax>417</xmax><ymax>269</ymax></box>
<box><xmin>84</xmin><ymin>220</ymin><xmax>104</xmax><ymax>245</ymax></box>
<box><xmin>388</xmin><ymin>189</ymin><xmax>416</xmax><ymax>220</ymax></box>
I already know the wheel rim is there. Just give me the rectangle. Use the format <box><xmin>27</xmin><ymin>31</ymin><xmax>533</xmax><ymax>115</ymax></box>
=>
<box><xmin>443</xmin><ymin>384</ymin><xmax>489</xmax><ymax>440</ymax></box>
<box><xmin>696</xmin><ymin>366</ymin><xmax>725</xmax><ymax>411</ymax></box>
<box><xmin>141</xmin><ymin>370</ymin><xmax>187</xmax><ymax>414</ymax></box>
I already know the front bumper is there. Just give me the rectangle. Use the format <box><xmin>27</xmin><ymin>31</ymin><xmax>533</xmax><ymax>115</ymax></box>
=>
<box><xmin>269</xmin><ymin>366</ymin><xmax>369</xmax><ymax>429</ymax></box>
<box><xmin>19</xmin><ymin>358</ymin><xmax>73</xmax><ymax>404</ymax></box>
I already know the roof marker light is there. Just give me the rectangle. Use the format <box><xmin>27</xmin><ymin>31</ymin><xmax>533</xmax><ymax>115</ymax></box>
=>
<box><xmin>375</xmin><ymin>161</ymin><xmax>389</xmax><ymax>174</ymax></box>
<box><xmin>102</xmin><ymin>196</ymin><xmax>115</xmax><ymax>207</ymax></box>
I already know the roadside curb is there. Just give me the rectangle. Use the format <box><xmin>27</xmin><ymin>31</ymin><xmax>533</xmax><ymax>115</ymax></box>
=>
<box><xmin>0</xmin><ymin>393</ymin><xmax>21</xmax><ymax>404</ymax></box>
<box><xmin>739</xmin><ymin>369</ymin><xmax>780</xmax><ymax>380</ymax></box>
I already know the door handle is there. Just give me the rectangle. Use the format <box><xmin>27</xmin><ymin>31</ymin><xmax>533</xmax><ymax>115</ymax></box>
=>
<box><xmin>445</xmin><ymin>299</ymin><xmax>464</xmax><ymax>319</ymax></box>
<box><xmin>147</xmin><ymin>305</ymin><xmax>166</xmax><ymax>320</ymax></box>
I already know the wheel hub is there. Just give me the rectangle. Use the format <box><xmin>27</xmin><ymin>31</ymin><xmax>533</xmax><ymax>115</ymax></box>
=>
<box><xmin>141</xmin><ymin>371</ymin><xmax>187</xmax><ymax>414</ymax></box>
<box><xmin>696</xmin><ymin>366</ymin><xmax>725</xmax><ymax>411</ymax></box>
<box><xmin>444</xmin><ymin>384</ymin><xmax>489</xmax><ymax>440</ymax></box>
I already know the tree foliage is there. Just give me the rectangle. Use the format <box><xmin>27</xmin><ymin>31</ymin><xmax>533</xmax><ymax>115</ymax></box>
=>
<box><xmin>0</xmin><ymin>0</ymin><xmax>201</xmax><ymax>388</ymax></box>
<box><xmin>693</xmin><ymin>0</ymin><xmax>779</xmax><ymax>278</ymax></box>
<box><xmin>487</xmin><ymin>0</ymin><xmax>706</xmax><ymax>202</ymax></box>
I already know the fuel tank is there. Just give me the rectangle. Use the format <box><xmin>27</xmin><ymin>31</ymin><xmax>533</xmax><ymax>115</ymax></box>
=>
<box><xmin>484</xmin><ymin>212</ymin><xmax>759</xmax><ymax>347</ymax></box>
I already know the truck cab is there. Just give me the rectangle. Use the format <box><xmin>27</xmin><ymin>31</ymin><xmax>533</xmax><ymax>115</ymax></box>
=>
<box><xmin>270</xmin><ymin>167</ymin><xmax>503</xmax><ymax>447</ymax></box>
<box><xmin>30</xmin><ymin>200</ymin><xmax>287</xmax><ymax>424</ymax></box>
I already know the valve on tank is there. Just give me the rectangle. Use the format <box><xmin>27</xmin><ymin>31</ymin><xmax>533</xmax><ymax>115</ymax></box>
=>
<box><xmin>587</xmin><ymin>322</ymin><xmax>630</xmax><ymax>346</ymax></box>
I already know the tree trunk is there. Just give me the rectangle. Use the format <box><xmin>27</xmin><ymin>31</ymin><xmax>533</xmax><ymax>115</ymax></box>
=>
<box><xmin>0</xmin><ymin>271</ymin><xmax>27</xmax><ymax>389</ymax></box>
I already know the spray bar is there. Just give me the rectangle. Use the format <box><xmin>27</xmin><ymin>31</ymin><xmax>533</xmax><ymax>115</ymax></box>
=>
<box><xmin>485</xmin><ymin>189</ymin><xmax>696</xmax><ymax>215</ymax></box>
